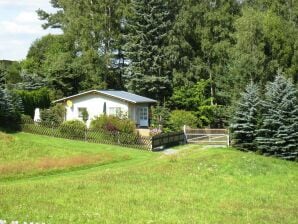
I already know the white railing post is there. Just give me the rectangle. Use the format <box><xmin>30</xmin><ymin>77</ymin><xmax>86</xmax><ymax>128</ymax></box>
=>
<box><xmin>183</xmin><ymin>125</ymin><xmax>188</xmax><ymax>143</ymax></box>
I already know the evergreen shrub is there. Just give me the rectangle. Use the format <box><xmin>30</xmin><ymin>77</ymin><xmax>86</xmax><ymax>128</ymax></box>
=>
<box><xmin>21</xmin><ymin>114</ymin><xmax>33</xmax><ymax>123</ymax></box>
<box><xmin>40</xmin><ymin>104</ymin><xmax>65</xmax><ymax>126</ymax></box>
<box><xmin>256</xmin><ymin>75</ymin><xmax>298</xmax><ymax>158</ymax></box>
<box><xmin>230</xmin><ymin>82</ymin><xmax>260</xmax><ymax>150</ymax></box>
<box><xmin>0</xmin><ymin>88</ymin><xmax>23</xmax><ymax>131</ymax></box>
<box><xmin>16</xmin><ymin>88</ymin><xmax>51</xmax><ymax>118</ymax></box>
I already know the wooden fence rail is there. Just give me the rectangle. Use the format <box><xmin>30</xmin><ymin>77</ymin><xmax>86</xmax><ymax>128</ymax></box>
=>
<box><xmin>21</xmin><ymin>121</ymin><xmax>152</xmax><ymax>150</ymax></box>
<box><xmin>152</xmin><ymin>131</ymin><xmax>186</xmax><ymax>150</ymax></box>
<box><xmin>184</xmin><ymin>126</ymin><xmax>229</xmax><ymax>146</ymax></box>
<box><xmin>21</xmin><ymin>120</ymin><xmax>187</xmax><ymax>151</ymax></box>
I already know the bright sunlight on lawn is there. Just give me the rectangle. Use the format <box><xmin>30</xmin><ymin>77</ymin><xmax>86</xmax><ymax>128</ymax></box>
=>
<box><xmin>0</xmin><ymin>132</ymin><xmax>297</xmax><ymax>223</ymax></box>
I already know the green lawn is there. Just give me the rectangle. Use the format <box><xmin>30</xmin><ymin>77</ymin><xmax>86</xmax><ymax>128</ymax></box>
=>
<box><xmin>0</xmin><ymin>132</ymin><xmax>297</xmax><ymax>223</ymax></box>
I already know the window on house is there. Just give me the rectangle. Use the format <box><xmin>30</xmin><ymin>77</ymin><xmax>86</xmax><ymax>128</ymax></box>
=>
<box><xmin>109</xmin><ymin>107</ymin><xmax>121</xmax><ymax>116</ymax></box>
<box><xmin>78</xmin><ymin>107</ymin><xmax>88</xmax><ymax>120</ymax></box>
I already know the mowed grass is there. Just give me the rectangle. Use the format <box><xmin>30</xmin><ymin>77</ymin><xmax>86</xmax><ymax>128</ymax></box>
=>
<box><xmin>0</xmin><ymin>133</ymin><xmax>297</xmax><ymax>223</ymax></box>
<box><xmin>0</xmin><ymin>132</ymin><xmax>153</xmax><ymax>180</ymax></box>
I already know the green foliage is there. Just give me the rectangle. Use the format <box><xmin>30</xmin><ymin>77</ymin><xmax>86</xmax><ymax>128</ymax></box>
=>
<box><xmin>167</xmin><ymin>0</ymin><xmax>241</xmax><ymax>105</ymax></box>
<box><xmin>124</xmin><ymin>0</ymin><xmax>173</xmax><ymax>100</ymax></box>
<box><xmin>90</xmin><ymin>115</ymin><xmax>136</xmax><ymax>134</ymax></box>
<box><xmin>7</xmin><ymin>0</ymin><xmax>298</xmax><ymax>133</ymax></box>
<box><xmin>59</xmin><ymin>120</ymin><xmax>86</xmax><ymax>139</ymax></box>
<box><xmin>36</xmin><ymin>1</ymin><xmax>128</xmax><ymax>91</ymax></box>
<box><xmin>227</xmin><ymin>7</ymin><xmax>298</xmax><ymax>103</ymax></box>
<box><xmin>16</xmin><ymin>71</ymin><xmax>47</xmax><ymax>91</ymax></box>
<box><xmin>256</xmin><ymin>75</ymin><xmax>298</xmax><ymax>157</ymax></box>
<box><xmin>170</xmin><ymin>80</ymin><xmax>221</xmax><ymax>127</ymax></box>
<box><xmin>40</xmin><ymin>104</ymin><xmax>66</xmax><ymax>126</ymax></box>
<box><xmin>170</xmin><ymin>80</ymin><xmax>210</xmax><ymax>111</ymax></box>
<box><xmin>16</xmin><ymin>88</ymin><xmax>51</xmax><ymax>117</ymax></box>
<box><xmin>150</xmin><ymin>103</ymin><xmax>170</xmax><ymax>129</ymax></box>
<box><xmin>230</xmin><ymin>82</ymin><xmax>261</xmax><ymax>150</ymax></box>
<box><xmin>0</xmin><ymin>60</ymin><xmax>22</xmax><ymax>87</ymax></box>
<box><xmin>81</xmin><ymin>109</ymin><xmax>89</xmax><ymax>123</ymax></box>
<box><xmin>167</xmin><ymin>110</ymin><xmax>198</xmax><ymax>131</ymax></box>
<box><xmin>0</xmin><ymin>88</ymin><xmax>23</xmax><ymax>131</ymax></box>
<box><xmin>21</xmin><ymin>114</ymin><xmax>34</xmax><ymax>124</ymax></box>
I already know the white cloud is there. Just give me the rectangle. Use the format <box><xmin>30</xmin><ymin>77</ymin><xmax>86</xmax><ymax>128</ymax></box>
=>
<box><xmin>0</xmin><ymin>0</ymin><xmax>62</xmax><ymax>60</ymax></box>
<box><xmin>0</xmin><ymin>0</ymin><xmax>52</xmax><ymax>9</ymax></box>
<box><xmin>15</xmin><ymin>11</ymin><xmax>38</xmax><ymax>23</ymax></box>
<box><xmin>0</xmin><ymin>21</ymin><xmax>44</xmax><ymax>35</ymax></box>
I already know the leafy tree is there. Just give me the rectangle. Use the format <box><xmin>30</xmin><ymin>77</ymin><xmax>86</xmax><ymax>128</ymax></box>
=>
<box><xmin>0</xmin><ymin>60</ymin><xmax>22</xmax><ymax>87</ymax></box>
<box><xmin>227</xmin><ymin>8</ymin><xmax>265</xmax><ymax>101</ymax></box>
<box><xmin>256</xmin><ymin>75</ymin><xmax>298</xmax><ymax>157</ymax></box>
<box><xmin>37</xmin><ymin>0</ymin><xmax>129</xmax><ymax>90</ymax></box>
<box><xmin>167</xmin><ymin>110</ymin><xmax>198</xmax><ymax>131</ymax></box>
<box><xmin>170</xmin><ymin>80</ymin><xmax>219</xmax><ymax>127</ymax></box>
<box><xmin>124</xmin><ymin>0</ymin><xmax>173</xmax><ymax>100</ymax></box>
<box><xmin>166</xmin><ymin>0</ymin><xmax>241</xmax><ymax>105</ymax></box>
<box><xmin>242</xmin><ymin>0</ymin><xmax>298</xmax><ymax>25</ymax></box>
<box><xmin>230</xmin><ymin>82</ymin><xmax>261</xmax><ymax>150</ymax></box>
<box><xmin>228</xmin><ymin>7</ymin><xmax>298</xmax><ymax>103</ymax></box>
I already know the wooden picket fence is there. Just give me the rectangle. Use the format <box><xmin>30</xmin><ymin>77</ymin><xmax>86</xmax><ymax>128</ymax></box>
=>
<box><xmin>21</xmin><ymin>120</ymin><xmax>187</xmax><ymax>151</ymax></box>
<box><xmin>21</xmin><ymin>120</ymin><xmax>152</xmax><ymax>150</ymax></box>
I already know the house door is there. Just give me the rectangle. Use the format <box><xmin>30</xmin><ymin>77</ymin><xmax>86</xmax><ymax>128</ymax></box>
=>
<box><xmin>139</xmin><ymin>107</ymin><xmax>148</xmax><ymax>127</ymax></box>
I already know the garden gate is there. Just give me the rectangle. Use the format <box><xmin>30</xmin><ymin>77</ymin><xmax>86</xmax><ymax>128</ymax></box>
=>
<box><xmin>183</xmin><ymin>126</ymin><xmax>230</xmax><ymax>146</ymax></box>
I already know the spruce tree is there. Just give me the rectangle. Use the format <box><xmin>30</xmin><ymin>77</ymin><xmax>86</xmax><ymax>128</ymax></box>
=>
<box><xmin>0</xmin><ymin>71</ymin><xmax>7</xmax><ymax>123</ymax></box>
<box><xmin>0</xmin><ymin>88</ymin><xmax>6</xmax><ymax>118</ymax></box>
<box><xmin>256</xmin><ymin>75</ymin><xmax>298</xmax><ymax>158</ymax></box>
<box><xmin>230</xmin><ymin>82</ymin><xmax>260</xmax><ymax>150</ymax></box>
<box><xmin>124</xmin><ymin>0</ymin><xmax>172</xmax><ymax>101</ymax></box>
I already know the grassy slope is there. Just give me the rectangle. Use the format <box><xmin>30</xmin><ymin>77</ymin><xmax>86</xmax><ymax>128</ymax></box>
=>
<box><xmin>0</xmin><ymin>132</ymin><xmax>154</xmax><ymax>180</ymax></box>
<box><xmin>0</xmin><ymin>133</ymin><xmax>297</xmax><ymax>223</ymax></box>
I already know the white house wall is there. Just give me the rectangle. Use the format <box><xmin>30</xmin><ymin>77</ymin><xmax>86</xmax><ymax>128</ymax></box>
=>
<box><xmin>64</xmin><ymin>93</ymin><xmax>130</xmax><ymax>126</ymax></box>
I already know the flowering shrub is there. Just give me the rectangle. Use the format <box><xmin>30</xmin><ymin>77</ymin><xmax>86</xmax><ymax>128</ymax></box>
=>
<box><xmin>90</xmin><ymin>115</ymin><xmax>136</xmax><ymax>134</ymax></box>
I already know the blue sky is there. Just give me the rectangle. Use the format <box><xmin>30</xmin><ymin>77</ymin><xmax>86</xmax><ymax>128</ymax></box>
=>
<box><xmin>0</xmin><ymin>0</ymin><xmax>62</xmax><ymax>61</ymax></box>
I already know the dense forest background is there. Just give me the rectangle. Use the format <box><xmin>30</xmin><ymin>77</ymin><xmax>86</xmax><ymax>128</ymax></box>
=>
<box><xmin>1</xmin><ymin>0</ymin><xmax>297</xmax><ymax>128</ymax></box>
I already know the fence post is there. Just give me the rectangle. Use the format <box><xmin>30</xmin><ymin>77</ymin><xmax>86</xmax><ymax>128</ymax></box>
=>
<box><xmin>227</xmin><ymin>129</ymin><xmax>230</xmax><ymax>147</ymax></box>
<box><xmin>183</xmin><ymin>125</ymin><xmax>188</xmax><ymax>143</ymax></box>
<box><xmin>117</xmin><ymin>131</ymin><xmax>120</xmax><ymax>144</ymax></box>
<box><xmin>51</xmin><ymin>121</ymin><xmax>54</xmax><ymax>136</ymax></box>
<box><xmin>85</xmin><ymin>128</ymin><xmax>87</xmax><ymax>142</ymax></box>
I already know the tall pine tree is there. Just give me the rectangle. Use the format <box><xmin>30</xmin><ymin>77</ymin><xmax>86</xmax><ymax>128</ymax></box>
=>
<box><xmin>256</xmin><ymin>75</ymin><xmax>298</xmax><ymax>158</ymax></box>
<box><xmin>124</xmin><ymin>0</ymin><xmax>172</xmax><ymax>101</ymax></box>
<box><xmin>230</xmin><ymin>82</ymin><xmax>260</xmax><ymax>150</ymax></box>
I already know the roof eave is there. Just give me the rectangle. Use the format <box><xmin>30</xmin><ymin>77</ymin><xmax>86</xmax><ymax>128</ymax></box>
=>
<box><xmin>53</xmin><ymin>90</ymin><xmax>157</xmax><ymax>104</ymax></box>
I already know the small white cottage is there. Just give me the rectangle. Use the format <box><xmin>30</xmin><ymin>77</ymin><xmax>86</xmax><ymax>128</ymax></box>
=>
<box><xmin>54</xmin><ymin>90</ymin><xmax>157</xmax><ymax>128</ymax></box>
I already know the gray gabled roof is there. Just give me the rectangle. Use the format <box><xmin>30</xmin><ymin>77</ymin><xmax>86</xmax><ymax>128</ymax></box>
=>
<box><xmin>54</xmin><ymin>90</ymin><xmax>157</xmax><ymax>104</ymax></box>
